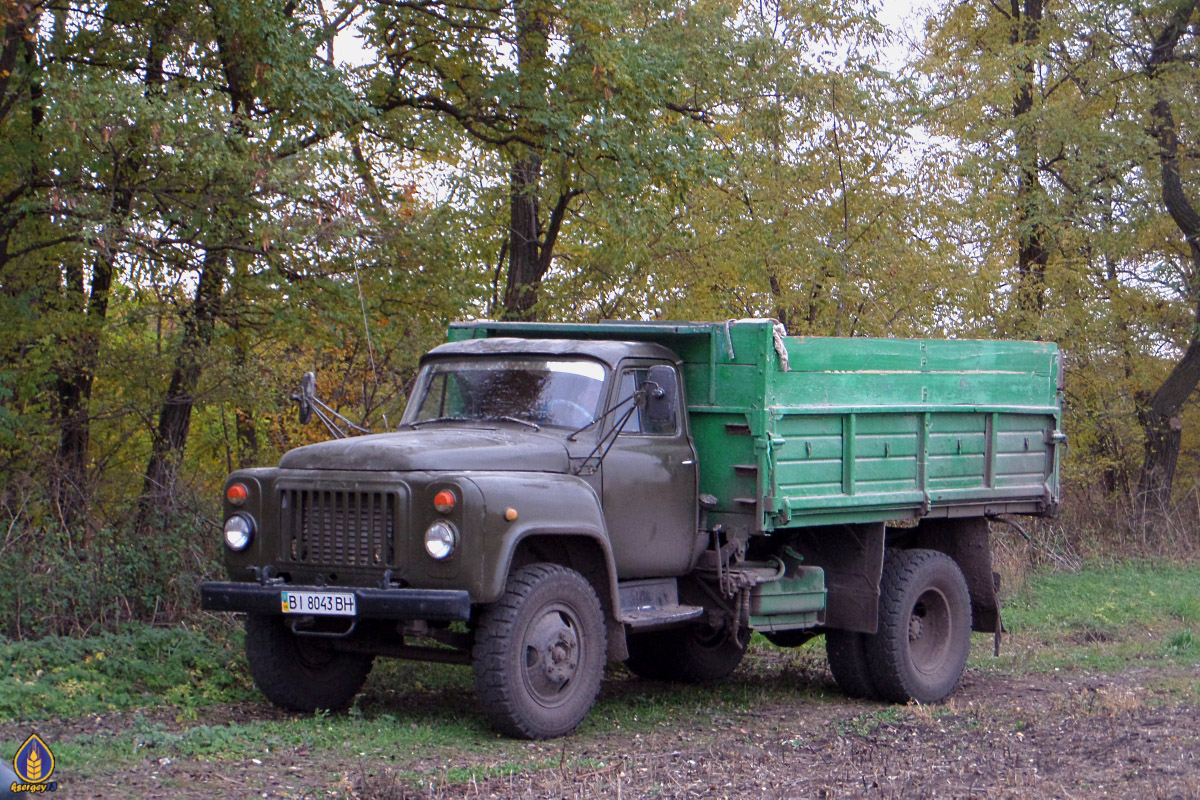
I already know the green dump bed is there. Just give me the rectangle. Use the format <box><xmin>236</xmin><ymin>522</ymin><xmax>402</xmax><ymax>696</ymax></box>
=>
<box><xmin>448</xmin><ymin>320</ymin><xmax>1064</xmax><ymax>532</ymax></box>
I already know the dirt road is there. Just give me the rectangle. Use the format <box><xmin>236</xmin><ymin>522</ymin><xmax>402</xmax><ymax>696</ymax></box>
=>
<box><xmin>42</xmin><ymin>661</ymin><xmax>1200</xmax><ymax>800</ymax></box>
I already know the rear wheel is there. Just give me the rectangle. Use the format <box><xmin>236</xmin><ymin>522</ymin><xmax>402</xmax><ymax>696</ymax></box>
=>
<box><xmin>244</xmin><ymin>614</ymin><xmax>373</xmax><ymax>712</ymax></box>
<box><xmin>825</xmin><ymin>630</ymin><xmax>880</xmax><ymax>700</ymax></box>
<box><xmin>625</xmin><ymin>624</ymin><xmax>749</xmax><ymax>683</ymax></box>
<box><xmin>865</xmin><ymin>549</ymin><xmax>972</xmax><ymax>704</ymax></box>
<box><xmin>473</xmin><ymin>564</ymin><xmax>606</xmax><ymax>739</ymax></box>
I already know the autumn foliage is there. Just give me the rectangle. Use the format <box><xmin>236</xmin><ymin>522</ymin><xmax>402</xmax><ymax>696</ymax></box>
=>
<box><xmin>2</xmin><ymin>0</ymin><xmax>1200</xmax><ymax>637</ymax></box>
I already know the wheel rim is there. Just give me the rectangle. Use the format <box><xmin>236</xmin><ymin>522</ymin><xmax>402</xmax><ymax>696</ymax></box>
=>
<box><xmin>907</xmin><ymin>587</ymin><xmax>953</xmax><ymax>677</ymax></box>
<box><xmin>521</xmin><ymin>602</ymin><xmax>584</xmax><ymax>708</ymax></box>
<box><xmin>293</xmin><ymin>636</ymin><xmax>338</xmax><ymax>671</ymax></box>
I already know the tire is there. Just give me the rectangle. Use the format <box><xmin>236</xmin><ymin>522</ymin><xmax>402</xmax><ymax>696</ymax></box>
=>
<box><xmin>244</xmin><ymin>614</ymin><xmax>374</xmax><ymax>712</ymax></box>
<box><xmin>625</xmin><ymin>624</ymin><xmax>749</xmax><ymax>683</ymax></box>
<box><xmin>865</xmin><ymin>549</ymin><xmax>972</xmax><ymax>704</ymax></box>
<box><xmin>472</xmin><ymin>564</ymin><xmax>607</xmax><ymax>739</ymax></box>
<box><xmin>825</xmin><ymin>630</ymin><xmax>880</xmax><ymax>700</ymax></box>
<box><xmin>623</xmin><ymin>632</ymin><xmax>674</xmax><ymax>680</ymax></box>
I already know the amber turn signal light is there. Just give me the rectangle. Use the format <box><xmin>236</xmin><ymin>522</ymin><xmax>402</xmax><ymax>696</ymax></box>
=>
<box><xmin>433</xmin><ymin>490</ymin><xmax>456</xmax><ymax>513</ymax></box>
<box><xmin>226</xmin><ymin>483</ymin><xmax>249</xmax><ymax>506</ymax></box>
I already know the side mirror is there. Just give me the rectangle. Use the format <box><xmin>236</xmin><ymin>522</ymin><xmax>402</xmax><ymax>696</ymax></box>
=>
<box><xmin>643</xmin><ymin>365</ymin><xmax>677</xmax><ymax>428</ymax></box>
<box><xmin>294</xmin><ymin>372</ymin><xmax>316</xmax><ymax>425</ymax></box>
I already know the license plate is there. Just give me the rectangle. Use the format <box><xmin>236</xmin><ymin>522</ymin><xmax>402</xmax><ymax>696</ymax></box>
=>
<box><xmin>280</xmin><ymin>591</ymin><xmax>356</xmax><ymax>616</ymax></box>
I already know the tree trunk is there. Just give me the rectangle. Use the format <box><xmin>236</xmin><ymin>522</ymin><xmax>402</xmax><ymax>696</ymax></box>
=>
<box><xmin>138</xmin><ymin>2</ymin><xmax>253</xmax><ymax>511</ymax></box>
<box><xmin>500</xmin><ymin>0</ymin><xmax>552</xmax><ymax>321</ymax></box>
<box><xmin>1135</xmin><ymin>1</ymin><xmax>1200</xmax><ymax>518</ymax></box>
<box><xmin>233</xmin><ymin>324</ymin><xmax>258</xmax><ymax>468</ymax></box>
<box><xmin>140</xmin><ymin>247</ymin><xmax>226</xmax><ymax>510</ymax></box>
<box><xmin>53</xmin><ymin>13</ymin><xmax>168</xmax><ymax>509</ymax></box>
<box><xmin>1010</xmin><ymin>0</ymin><xmax>1049</xmax><ymax>335</ymax></box>
<box><xmin>53</xmin><ymin>182</ymin><xmax>131</xmax><ymax>505</ymax></box>
<box><xmin>502</xmin><ymin>156</ymin><xmax>543</xmax><ymax>320</ymax></box>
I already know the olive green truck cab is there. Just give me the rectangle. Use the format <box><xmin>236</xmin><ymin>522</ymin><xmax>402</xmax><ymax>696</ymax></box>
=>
<box><xmin>201</xmin><ymin>320</ymin><xmax>1064</xmax><ymax>739</ymax></box>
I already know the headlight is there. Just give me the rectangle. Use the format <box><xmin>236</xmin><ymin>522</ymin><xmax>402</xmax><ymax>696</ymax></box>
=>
<box><xmin>424</xmin><ymin>520</ymin><xmax>458</xmax><ymax>560</ymax></box>
<box><xmin>223</xmin><ymin>514</ymin><xmax>255</xmax><ymax>551</ymax></box>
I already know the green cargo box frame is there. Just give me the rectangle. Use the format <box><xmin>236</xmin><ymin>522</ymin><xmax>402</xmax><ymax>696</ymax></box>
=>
<box><xmin>449</xmin><ymin>320</ymin><xmax>1064</xmax><ymax>535</ymax></box>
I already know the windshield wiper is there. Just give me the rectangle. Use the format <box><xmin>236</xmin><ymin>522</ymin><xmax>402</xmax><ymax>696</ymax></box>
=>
<box><xmin>408</xmin><ymin>416</ymin><xmax>472</xmax><ymax>428</ymax></box>
<box><xmin>485</xmin><ymin>415</ymin><xmax>540</xmax><ymax>431</ymax></box>
<box><xmin>408</xmin><ymin>415</ymin><xmax>540</xmax><ymax>431</ymax></box>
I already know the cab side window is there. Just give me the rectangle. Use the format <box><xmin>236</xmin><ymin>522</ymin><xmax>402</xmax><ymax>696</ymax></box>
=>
<box><xmin>614</xmin><ymin>366</ymin><xmax>679</xmax><ymax>436</ymax></box>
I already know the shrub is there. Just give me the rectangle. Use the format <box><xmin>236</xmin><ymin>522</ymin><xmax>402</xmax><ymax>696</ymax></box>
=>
<box><xmin>0</xmin><ymin>500</ymin><xmax>221</xmax><ymax>640</ymax></box>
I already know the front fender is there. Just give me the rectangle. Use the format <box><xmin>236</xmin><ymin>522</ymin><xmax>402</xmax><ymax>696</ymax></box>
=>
<box><xmin>463</xmin><ymin>473</ymin><xmax>614</xmax><ymax>605</ymax></box>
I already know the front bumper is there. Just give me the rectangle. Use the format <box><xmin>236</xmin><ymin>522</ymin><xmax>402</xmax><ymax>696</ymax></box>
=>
<box><xmin>200</xmin><ymin>581</ymin><xmax>472</xmax><ymax>621</ymax></box>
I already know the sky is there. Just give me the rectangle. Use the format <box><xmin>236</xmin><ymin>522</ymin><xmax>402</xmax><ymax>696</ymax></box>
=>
<box><xmin>335</xmin><ymin>2</ymin><xmax>940</xmax><ymax>71</ymax></box>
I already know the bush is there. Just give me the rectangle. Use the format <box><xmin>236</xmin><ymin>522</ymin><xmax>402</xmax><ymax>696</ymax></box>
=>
<box><xmin>0</xmin><ymin>500</ymin><xmax>221</xmax><ymax>640</ymax></box>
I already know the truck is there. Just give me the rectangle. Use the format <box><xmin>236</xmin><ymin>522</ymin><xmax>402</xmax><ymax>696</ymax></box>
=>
<box><xmin>201</xmin><ymin>319</ymin><xmax>1064</xmax><ymax>739</ymax></box>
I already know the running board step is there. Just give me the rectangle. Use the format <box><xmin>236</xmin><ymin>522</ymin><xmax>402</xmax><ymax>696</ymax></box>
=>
<box><xmin>618</xmin><ymin>577</ymin><xmax>706</xmax><ymax>631</ymax></box>
<box><xmin>623</xmin><ymin>605</ymin><xmax>706</xmax><ymax>629</ymax></box>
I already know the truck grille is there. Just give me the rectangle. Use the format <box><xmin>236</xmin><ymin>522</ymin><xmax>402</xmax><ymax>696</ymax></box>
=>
<box><xmin>280</xmin><ymin>489</ymin><xmax>395</xmax><ymax>567</ymax></box>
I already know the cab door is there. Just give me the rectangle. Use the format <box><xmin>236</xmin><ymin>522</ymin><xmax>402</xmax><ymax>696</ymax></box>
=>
<box><xmin>600</xmin><ymin>361</ymin><xmax>698</xmax><ymax>578</ymax></box>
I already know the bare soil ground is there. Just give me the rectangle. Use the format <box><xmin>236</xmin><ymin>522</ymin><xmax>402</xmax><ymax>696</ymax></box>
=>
<box><xmin>34</xmin><ymin>660</ymin><xmax>1200</xmax><ymax>800</ymax></box>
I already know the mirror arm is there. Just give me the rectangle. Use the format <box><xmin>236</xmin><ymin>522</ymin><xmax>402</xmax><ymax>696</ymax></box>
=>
<box><xmin>567</xmin><ymin>391</ymin><xmax>637</xmax><ymax>441</ymax></box>
<box><xmin>571</xmin><ymin>392</ymin><xmax>642</xmax><ymax>475</ymax></box>
<box><xmin>292</xmin><ymin>371</ymin><xmax>371</xmax><ymax>439</ymax></box>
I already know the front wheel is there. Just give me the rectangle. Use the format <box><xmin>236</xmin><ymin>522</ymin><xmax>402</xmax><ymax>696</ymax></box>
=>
<box><xmin>244</xmin><ymin>614</ymin><xmax>374</xmax><ymax>712</ymax></box>
<box><xmin>865</xmin><ymin>549</ymin><xmax>972</xmax><ymax>704</ymax></box>
<box><xmin>472</xmin><ymin>564</ymin><xmax>607</xmax><ymax>739</ymax></box>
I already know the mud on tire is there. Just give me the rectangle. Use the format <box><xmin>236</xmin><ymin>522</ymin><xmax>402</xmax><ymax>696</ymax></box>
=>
<box><xmin>472</xmin><ymin>564</ymin><xmax>606</xmax><ymax>739</ymax></box>
<box><xmin>865</xmin><ymin>548</ymin><xmax>972</xmax><ymax>704</ymax></box>
<box><xmin>244</xmin><ymin>614</ymin><xmax>374</xmax><ymax>712</ymax></box>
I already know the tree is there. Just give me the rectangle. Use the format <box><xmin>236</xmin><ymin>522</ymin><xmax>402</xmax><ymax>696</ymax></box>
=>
<box><xmin>917</xmin><ymin>0</ymin><xmax>1200</xmax><ymax>515</ymax></box>
<box><xmin>364</xmin><ymin>0</ymin><xmax>740</xmax><ymax>320</ymax></box>
<box><xmin>136</xmin><ymin>0</ymin><xmax>368</xmax><ymax>511</ymax></box>
<box><xmin>607</xmin><ymin>1</ymin><xmax>963</xmax><ymax>337</ymax></box>
<box><xmin>0</xmin><ymin>1</ymin><xmax>369</xmax><ymax>516</ymax></box>
<box><xmin>1135</xmin><ymin>0</ymin><xmax>1200</xmax><ymax>516</ymax></box>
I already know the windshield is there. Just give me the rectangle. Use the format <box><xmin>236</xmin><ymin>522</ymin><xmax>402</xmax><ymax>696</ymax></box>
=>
<box><xmin>406</xmin><ymin>357</ymin><xmax>608</xmax><ymax>430</ymax></box>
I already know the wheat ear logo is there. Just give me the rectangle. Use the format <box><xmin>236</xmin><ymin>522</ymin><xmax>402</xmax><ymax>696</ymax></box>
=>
<box><xmin>12</xmin><ymin>733</ymin><xmax>56</xmax><ymax>792</ymax></box>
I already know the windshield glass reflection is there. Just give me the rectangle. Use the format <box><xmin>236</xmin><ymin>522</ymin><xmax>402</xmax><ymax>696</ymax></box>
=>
<box><xmin>407</xmin><ymin>357</ymin><xmax>607</xmax><ymax>429</ymax></box>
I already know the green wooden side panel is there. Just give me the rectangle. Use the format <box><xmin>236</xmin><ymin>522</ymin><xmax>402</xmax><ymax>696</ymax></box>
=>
<box><xmin>767</xmin><ymin>331</ymin><xmax>1060</xmax><ymax>528</ymax></box>
<box><xmin>446</xmin><ymin>319</ymin><xmax>1063</xmax><ymax>530</ymax></box>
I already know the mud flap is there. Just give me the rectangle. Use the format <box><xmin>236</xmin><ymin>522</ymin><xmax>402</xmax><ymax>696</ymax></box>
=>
<box><xmin>788</xmin><ymin>522</ymin><xmax>885</xmax><ymax>634</ymax></box>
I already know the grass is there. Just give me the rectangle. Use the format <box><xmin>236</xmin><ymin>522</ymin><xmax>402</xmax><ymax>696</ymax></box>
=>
<box><xmin>1003</xmin><ymin>563</ymin><xmax>1200</xmax><ymax>634</ymax></box>
<box><xmin>30</xmin><ymin>663</ymin><xmax>819</xmax><ymax>782</ymax></box>
<box><xmin>0</xmin><ymin>620</ymin><xmax>257</xmax><ymax>722</ymax></box>
<box><xmin>3</xmin><ymin>561</ymin><xmax>1200</xmax><ymax>794</ymax></box>
<box><xmin>970</xmin><ymin>562</ymin><xmax>1200</xmax><ymax>673</ymax></box>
